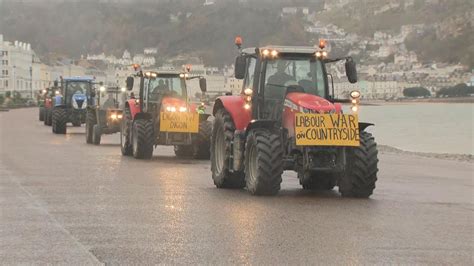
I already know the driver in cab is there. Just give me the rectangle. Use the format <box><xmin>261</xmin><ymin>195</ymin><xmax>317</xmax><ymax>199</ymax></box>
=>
<box><xmin>266</xmin><ymin>61</ymin><xmax>295</xmax><ymax>99</ymax></box>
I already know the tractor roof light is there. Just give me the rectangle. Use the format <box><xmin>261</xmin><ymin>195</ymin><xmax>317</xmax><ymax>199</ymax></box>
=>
<box><xmin>55</xmin><ymin>90</ymin><xmax>60</xmax><ymax>95</ymax></box>
<box><xmin>121</xmin><ymin>87</ymin><xmax>126</xmax><ymax>92</ymax></box>
<box><xmin>179</xmin><ymin>73</ymin><xmax>185</xmax><ymax>78</ymax></box>
<box><xmin>235</xmin><ymin>35</ymin><xmax>243</xmax><ymax>48</ymax></box>
<box><xmin>350</xmin><ymin>90</ymin><xmax>361</xmax><ymax>99</ymax></box>
<box><xmin>244</xmin><ymin>103</ymin><xmax>251</xmax><ymax>110</ymax></box>
<box><xmin>351</xmin><ymin>105</ymin><xmax>359</xmax><ymax>113</ymax></box>
<box><xmin>132</xmin><ymin>64</ymin><xmax>141</xmax><ymax>71</ymax></box>
<box><xmin>151</xmin><ymin>72</ymin><xmax>158</xmax><ymax>78</ymax></box>
<box><xmin>99</xmin><ymin>86</ymin><xmax>106</xmax><ymax>92</ymax></box>
<box><xmin>261</xmin><ymin>49</ymin><xmax>278</xmax><ymax>58</ymax></box>
<box><xmin>42</xmin><ymin>89</ymin><xmax>47</xmax><ymax>94</ymax></box>
<box><xmin>319</xmin><ymin>39</ymin><xmax>327</xmax><ymax>49</ymax></box>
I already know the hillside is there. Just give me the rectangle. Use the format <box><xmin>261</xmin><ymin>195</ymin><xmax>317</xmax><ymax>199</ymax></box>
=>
<box><xmin>0</xmin><ymin>0</ymin><xmax>310</xmax><ymax>66</ymax></box>
<box><xmin>318</xmin><ymin>0</ymin><xmax>474</xmax><ymax>67</ymax></box>
<box><xmin>0</xmin><ymin>0</ymin><xmax>472</xmax><ymax>67</ymax></box>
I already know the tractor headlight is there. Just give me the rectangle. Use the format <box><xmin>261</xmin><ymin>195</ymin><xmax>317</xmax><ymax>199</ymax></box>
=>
<box><xmin>117</xmin><ymin>114</ymin><xmax>123</xmax><ymax>119</ymax></box>
<box><xmin>55</xmin><ymin>90</ymin><xmax>60</xmax><ymax>95</ymax></box>
<box><xmin>121</xmin><ymin>87</ymin><xmax>126</xmax><ymax>92</ymax></box>
<box><xmin>99</xmin><ymin>86</ymin><xmax>106</xmax><ymax>92</ymax></box>
<box><xmin>178</xmin><ymin>106</ymin><xmax>187</xmax><ymax>112</ymax></box>
<box><xmin>166</xmin><ymin>106</ymin><xmax>177</xmax><ymax>112</ymax></box>
<box><xmin>110</xmin><ymin>114</ymin><xmax>118</xmax><ymax>120</ymax></box>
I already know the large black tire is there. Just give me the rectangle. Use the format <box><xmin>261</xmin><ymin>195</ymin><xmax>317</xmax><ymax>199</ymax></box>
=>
<box><xmin>211</xmin><ymin>109</ymin><xmax>245</xmax><ymax>189</ymax></box>
<box><xmin>299</xmin><ymin>171</ymin><xmax>337</xmax><ymax>191</ymax></box>
<box><xmin>85</xmin><ymin>110</ymin><xmax>96</xmax><ymax>144</ymax></box>
<box><xmin>244</xmin><ymin>128</ymin><xmax>284</xmax><ymax>196</ymax></box>
<box><xmin>120</xmin><ymin>107</ymin><xmax>133</xmax><ymax>156</ymax></box>
<box><xmin>193</xmin><ymin>120</ymin><xmax>212</xmax><ymax>159</ymax></box>
<box><xmin>132</xmin><ymin>119</ymin><xmax>154</xmax><ymax>159</ymax></box>
<box><xmin>92</xmin><ymin>124</ymin><xmax>101</xmax><ymax>145</ymax></box>
<box><xmin>44</xmin><ymin>108</ymin><xmax>52</xmax><ymax>126</ymax></box>
<box><xmin>338</xmin><ymin>131</ymin><xmax>378</xmax><ymax>198</ymax></box>
<box><xmin>52</xmin><ymin>108</ymin><xmax>67</xmax><ymax>134</ymax></box>
<box><xmin>39</xmin><ymin>107</ymin><xmax>45</xmax><ymax>121</ymax></box>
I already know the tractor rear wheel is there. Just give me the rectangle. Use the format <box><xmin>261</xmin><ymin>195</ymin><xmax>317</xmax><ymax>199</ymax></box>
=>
<box><xmin>85</xmin><ymin>110</ymin><xmax>96</xmax><ymax>144</ymax></box>
<box><xmin>299</xmin><ymin>172</ymin><xmax>337</xmax><ymax>191</ymax></box>
<box><xmin>52</xmin><ymin>108</ymin><xmax>67</xmax><ymax>134</ymax></box>
<box><xmin>132</xmin><ymin>119</ymin><xmax>154</xmax><ymax>159</ymax></box>
<box><xmin>39</xmin><ymin>107</ymin><xmax>45</xmax><ymax>121</ymax></box>
<box><xmin>92</xmin><ymin>124</ymin><xmax>101</xmax><ymax>145</ymax></box>
<box><xmin>211</xmin><ymin>109</ymin><xmax>245</xmax><ymax>189</ymax></box>
<box><xmin>338</xmin><ymin>131</ymin><xmax>378</xmax><ymax>198</ymax></box>
<box><xmin>120</xmin><ymin>107</ymin><xmax>133</xmax><ymax>156</ymax></box>
<box><xmin>192</xmin><ymin>120</ymin><xmax>212</xmax><ymax>159</ymax></box>
<box><xmin>244</xmin><ymin>128</ymin><xmax>283</xmax><ymax>196</ymax></box>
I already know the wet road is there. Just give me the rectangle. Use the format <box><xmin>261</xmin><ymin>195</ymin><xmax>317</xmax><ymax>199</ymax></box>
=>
<box><xmin>1</xmin><ymin>108</ymin><xmax>473</xmax><ymax>264</ymax></box>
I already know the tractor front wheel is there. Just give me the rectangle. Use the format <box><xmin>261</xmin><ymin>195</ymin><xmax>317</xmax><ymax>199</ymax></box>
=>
<box><xmin>120</xmin><ymin>107</ymin><xmax>133</xmax><ymax>156</ymax></box>
<box><xmin>92</xmin><ymin>124</ymin><xmax>101</xmax><ymax>145</ymax></box>
<box><xmin>132</xmin><ymin>119</ymin><xmax>154</xmax><ymax>159</ymax></box>
<box><xmin>192</xmin><ymin>120</ymin><xmax>212</xmax><ymax>159</ymax></box>
<box><xmin>338</xmin><ymin>131</ymin><xmax>378</xmax><ymax>198</ymax></box>
<box><xmin>85</xmin><ymin>110</ymin><xmax>96</xmax><ymax>144</ymax></box>
<box><xmin>211</xmin><ymin>109</ymin><xmax>245</xmax><ymax>189</ymax></box>
<box><xmin>244</xmin><ymin>128</ymin><xmax>283</xmax><ymax>196</ymax></box>
<box><xmin>39</xmin><ymin>107</ymin><xmax>45</xmax><ymax>121</ymax></box>
<box><xmin>44</xmin><ymin>108</ymin><xmax>52</xmax><ymax>126</ymax></box>
<box><xmin>52</xmin><ymin>108</ymin><xmax>67</xmax><ymax>134</ymax></box>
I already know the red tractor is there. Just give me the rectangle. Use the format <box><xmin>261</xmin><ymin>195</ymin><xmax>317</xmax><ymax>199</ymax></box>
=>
<box><xmin>38</xmin><ymin>87</ymin><xmax>58</xmax><ymax>126</ymax></box>
<box><xmin>121</xmin><ymin>67</ymin><xmax>212</xmax><ymax>160</ymax></box>
<box><xmin>210</xmin><ymin>38</ymin><xmax>378</xmax><ymax>197</ymax></box>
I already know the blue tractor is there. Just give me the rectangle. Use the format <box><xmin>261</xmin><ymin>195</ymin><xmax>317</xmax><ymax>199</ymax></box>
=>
<box><xmin>52</xmin><ymin>77</ymin><xmax>96</xmax><ymax>134</ymax></box>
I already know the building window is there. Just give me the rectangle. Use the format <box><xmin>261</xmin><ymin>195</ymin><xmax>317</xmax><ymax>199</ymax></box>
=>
<box><xmin>5</xmin><ymin>80</ymin><xmax>8</xmax><ymax>88</ymax></box>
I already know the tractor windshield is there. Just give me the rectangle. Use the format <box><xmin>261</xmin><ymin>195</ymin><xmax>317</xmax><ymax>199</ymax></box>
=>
<box><xmin>264</xmin><ymin>57</ymin><xmax>326</xmax><ymax>99</ymax></box>
<box><xmin>146</xmin><ymin>75</ymin><xmax>186</xmax><ymax>102</ymax></box>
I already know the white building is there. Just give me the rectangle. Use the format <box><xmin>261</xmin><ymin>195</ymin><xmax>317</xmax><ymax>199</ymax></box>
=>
<box><xmin>0</xmin><ymin>34</ymin><xmax>36</xmax><ymax>97</ymax></box>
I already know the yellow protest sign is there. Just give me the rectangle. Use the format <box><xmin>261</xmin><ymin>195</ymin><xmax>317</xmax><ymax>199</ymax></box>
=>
<box><xmin>160</xmin><ymin>112</ymin><xmax>199</xmax><ymax>133</ymax></box>
<box><xmin>295</xmin><ymin>113</ymin><xmax>360</xmax><ymax>146</ymax></box>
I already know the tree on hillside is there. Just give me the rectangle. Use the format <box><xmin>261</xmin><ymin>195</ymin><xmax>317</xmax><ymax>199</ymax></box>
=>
<box><xmin>437</xmin><ymin>83</ymin><xmax>474</xmax><ymax>97</ymax></box>
<box><xmin>403</xmin><ymin>87</ymin><xmax>431</xmax><ymax>97</ymax></box>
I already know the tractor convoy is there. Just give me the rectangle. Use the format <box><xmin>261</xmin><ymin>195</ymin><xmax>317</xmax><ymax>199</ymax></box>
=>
<box><xmin>36</xmin><ymin>37</ymin><xmax>378</xmax><ymax>198</ymax></box>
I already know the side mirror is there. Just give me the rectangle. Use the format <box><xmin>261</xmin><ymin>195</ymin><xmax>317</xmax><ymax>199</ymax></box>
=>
<box><xmin>126</xmin><ymin>76</ymin><xmax>134</xmax><ymax>91</ymax></box>
<box><xmin>234</xmin><ymin>56</ymin><xmax>246</xmax><ymax>80</ymax></box>
<box><xmin>53</xmin><ymin>80</ymin><xmax>58</xmax><ymax>88</ymax></box>
<box><xmin>199</xmin><ymin>78</ymin><xmax>207</xmax><ymax>93</ymax></box>
<box><xmin>345</xmin><ymin>59</ymin><xmax>358</xmax><ymax>84</ymax></box>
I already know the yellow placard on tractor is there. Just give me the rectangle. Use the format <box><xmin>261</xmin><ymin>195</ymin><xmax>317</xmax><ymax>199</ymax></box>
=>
<box><xmin>160</xmin><ymin>112</ymin><xmax>199</xmax><ymax>133</ymax></box>
<box><xmin>295</xmin><ymin>113</ymin><xmax>360</xmax><ymax>146</ymax></box>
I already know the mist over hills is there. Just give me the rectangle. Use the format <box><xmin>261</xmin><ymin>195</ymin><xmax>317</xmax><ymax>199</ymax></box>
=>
<box><xmin>0</xmin><ymin>0</ymin><xmax>472</xmax><ymax>67</ymax></box>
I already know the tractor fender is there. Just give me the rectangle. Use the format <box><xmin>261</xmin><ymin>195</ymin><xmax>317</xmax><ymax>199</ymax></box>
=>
<box><xmin>126</xmin><ymin>99</ymin><xmax>141</xmax><ymax>120</ymax></box>
<box><xmin>245</xmin><ymin>120</ymin><xmax>279</xmax><ymax>135</ymax></box>
<box><xmin>213</xmin><ymin>96</ymin><xmax>251</xmax><ymax>130</ymax></box>
<box><xmin>359</xmin><ymin>122</ymin><xmax>374</xmax><ymax>131</ymax></box>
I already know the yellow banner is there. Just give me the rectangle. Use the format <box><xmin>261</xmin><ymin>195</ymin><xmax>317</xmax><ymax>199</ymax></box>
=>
<box><xmin>160</xmin><ymin>112</ymin><xmax>199</xmax><ymax>133</ymax></box>
<box><xmin>295</xmin><ymin>113</ymin><xmax>360</xmax><ymax>146</ymax></box>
